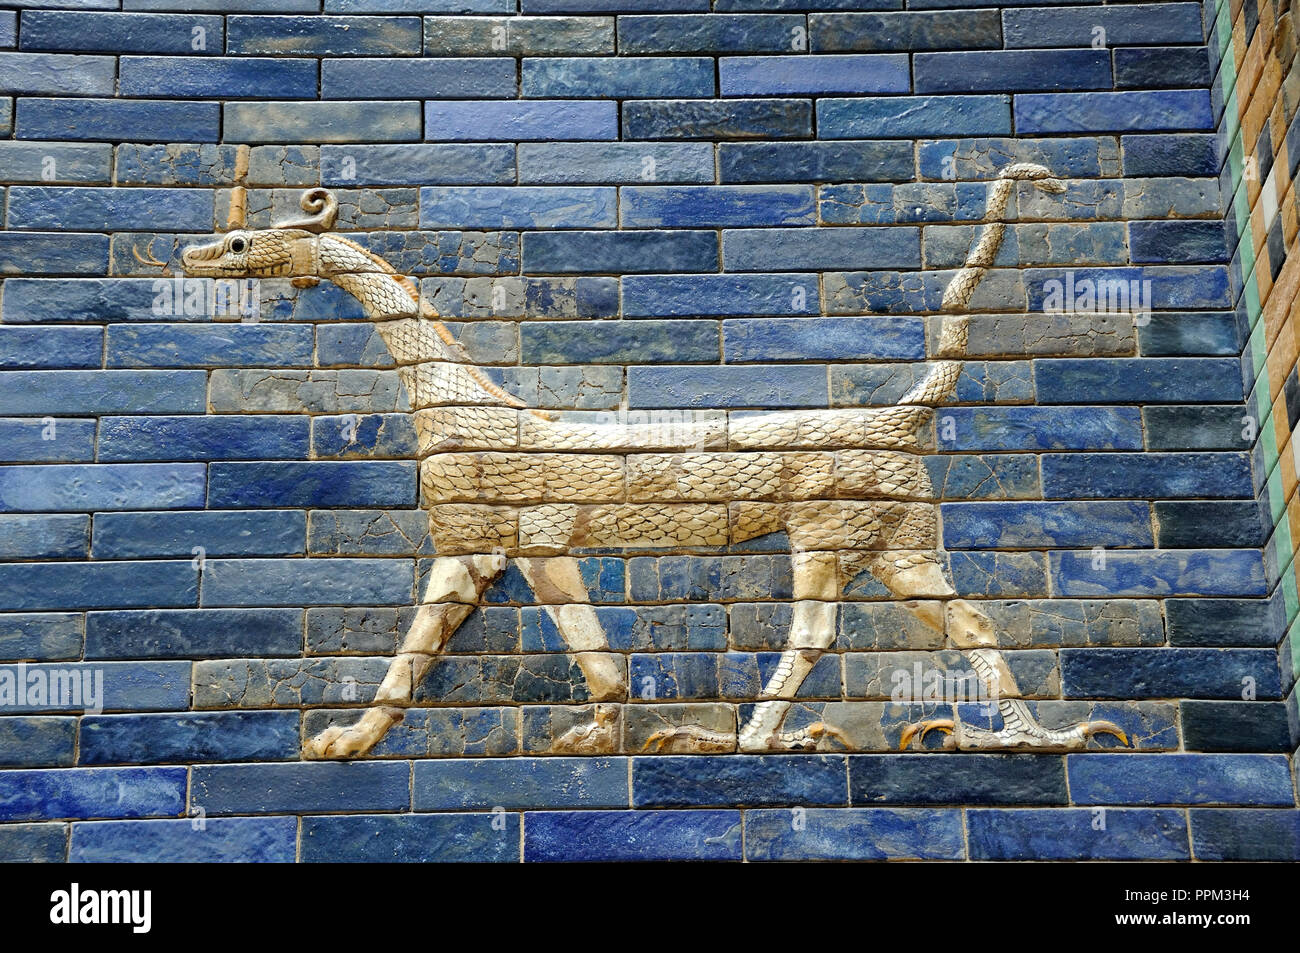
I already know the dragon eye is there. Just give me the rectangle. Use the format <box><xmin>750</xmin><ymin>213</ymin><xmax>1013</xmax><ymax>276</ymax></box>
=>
<box><xmin>229</xmin><ymin>237</ymin><xmax>247</xmax><ymax>253</ymax></box>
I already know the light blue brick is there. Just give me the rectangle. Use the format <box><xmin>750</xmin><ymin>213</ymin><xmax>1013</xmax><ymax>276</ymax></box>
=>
<box><xmin>1</xmin><ymin>278</ymin><xmax>235</xmax><ymax>323</ymax></box>
<box><xmin>420</xmin><ymin>186</ymin><xmax>616</xmax><ymax>229</ymax></box>
<box><xmin>7</xmin><ymin>187</ymin><xmax>212</xmax><ymax>232</ymax></box>
<box><xmin>623</xmin><ymin>274</ymin><xmax>818</xmax><ymax>316</ymax></box>
<box><xmin>518</xmin><ymin>142</ymin><xmax>713</xmax><ymax>184</ymax></box>
<box><xmin>70</xmin><ymin>816</ymin><xmax>297</xmax><ymax>862</ymax></box>
<box><xmin>106</xmin><ymin>325</ymin><xmax>313</xmax><ymax>368</ymax></box>
<box><xmin>225</xmin><ymin>101</ymin><xmax>422</xmax><ymax>144</ymax></box>
<box><xmin>1016</xmin><ymin>90</ymin><xmax>1213</xmax><ymax>133</ymax></box>
<box><xmin>0</xmin><ymin>52</ymin><xmax>115</xmax><ymax>94</ymax></box>
<box><xmin>819</xmin><ymin>95</ymin><xmax>1011</xmax><ymax>137</ymax></box>
<box><xmin>1050</xmin><ymin>550</ymin><xmax>1268</xmax><ymax>597</ymax></box>
<box><xmin>943</xmin><ymin>501</ymin><xmax>1153</xmax><ymax>549</ymax></box>
<box><xmin>0</xmin><ymin>514</ymin><xmax>88</xmax><ymax>559</ymax></box>
<box><xmin>17</xmin><ymin>98</ymin><xmax>221</xmax><ymax>143</ymax></box>
<box><xmin>723</xmin><ymin>317</ymin><xmax>924</xmax><ymax>361</ymax></box>
<box><xmin>0</xmin><ymin>660</ymin><xmax>189</xmax><ymax>712</ymax></box>
<box><xmin>630</xmin><ymin>365</ymin><xmax>827</xmax><ymax>408</ymax></box>
<box><xmin>721</xmin><ymin>53</ymin><xmax>909</xmax><ymax>95</ymax></box>
<box><xmin>120</xmin><ymin>56</ymin><xmax>317</xmax><ymax>99</ymax></box>
<box><xmin>523</xmin><ymin>229</ymin><xmax>716</xmax><ymax>274</ymax></box>
<box><xmin>425</xmin><ymin>100</ymin><xmax>617</xmax><ymax>141</ymax></box>
<box><xmin>0</xmin><ymin>234</ymin><xmax>109</xmax><ymax>276</ymax></box>
<box><xmin>0</xmin><ymin>12</ymin><xmax>13</xmax><ymax>47</ymax></box>
<box><xmin>414</xmin><ymin>757</ymin><xmax>628</xmax><ymax>809</ymax></box>
<box><xmin>85</xmin><ymin>608</ymin><xmax>301</xmax><ymax>659</ymax></box>
<box><xmin>0</xmin><ymin>326</ymin><xmax>101</xmax><ymax>369</ymax></box>
<box><xmin>322</xmin><ymin>57</ymin><xmax>515</xmax><ymax>99</ymax></box>
<box><xmin>722</xmin><ymin>226</ymin><xmax>921</xmax><ymax>271</ymax></box>
<box><xmin>938</xmin><ymin>407</ymin><xmax>1143</xmax><ymax>451</ymax></box>
<box><xmin>968</xmin><ymin>809</ymin><xmax>1189</xmax><ymax>860</ymax></box>
<box><xmin>1068</xmin><ymin>754</ymin><xmax>1294</xmax><ymax>806</ymax></box>
<box><xmin>0</xmin><ymin>463</ymin><xmax>205</xmax><ymax>512</ymax></box>
<box><xmin>1025</xmin><ymin>266</ymin><xmax>1230</xmax><ymax>310</ymax></box>
<box><xmin>92</xmin><ymin>510</ymin><xmax>305</xmax><ymax>559</ymax></box>
<box><xmin>918</xmin><ymin>136</ymin><xmax>1118</xmax><ymax>179</ymax></box>
<box><xmin>522</xmin><ymin>56</ymin><xmax>714</xmax><ymax>97</ymax></box>
<box><xmin>0</xmin><ymin>418</ymin><xmax>95</xmax><ymax>464</ymax></box>
<box><xmin>0</xmin><ymin>371</ymin><xmax>205</xmax><ymax>414</ymax></box>
<box><xmin>199</xmin><ymin>558</ymin><xmax>413</xmax><ymax>607</ymax></box>
<box><xmin>0</xmin><ymin>767</ymin><xmax>187</xmax><ymax>822</ymax></box>
<box><xmin>321</xmin><ymin>143</ymin><xmax>515</xmax><ymax>186</ymax></box>
<box><xmin>20</xmin><ymin>12</ymin><xmax>223</xmax><ymax>53</ymax></box>
<box><xmin>0</xmin><ymin>142</ymin><xmax>112</xmax><ymax>183</ymax></box>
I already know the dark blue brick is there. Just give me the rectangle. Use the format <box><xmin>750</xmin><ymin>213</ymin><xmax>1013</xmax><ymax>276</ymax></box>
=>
<box><xmin>0</xmin><ymin>613</ymin><xmax>82</xmax><ymax>662</ymax></box>
<box><xmin>915</xmin><ymin>50</ymin><xmax>1111</xmax><ymax>92</ymax></box>
<box><xmin>16</xmin><ymin>99</ymin><xmax>220</xmax><ymax>143</ymax></box>
<box><xmin>1027</xmin><ymin>266</ymin><xmax>1230</xmax><ymax>310</ymax></box>
<box><xmin>227</xmin><ymin>14</ymin><xmax>422</xmax><ymax>55</ymax></box>
<box><xmin>322</xmin><ymin>58</ymin><xmax>515</xmax><ymax>99</ymax></box>
<box><xmin>107</xmin><ymin>325</ymin><xmax>313</xmax><ymax>368</ymax></box>
<box><xmin>1167</xmin><ymin>597</ymin><xmax>1283</xmax><ymax>647</ymax></box>
<box><xmin>1036</xmin><ymin>359</ymin><xmax>1242</xmax><ymax>403</ymax></box>
<box><xmin>1191</xmin><ymin>809</ymin><xmax>1300</xmax><ymax>860</ymax></box>
<box><xmin>1143</xmin><ymin>405</ymin><xmax>1252</xmax><ymax>451</ymax></box>
<box><xmin>629</xmin><ymin>365</ymin><xmax>827</xmax><ymax>408</ymax></box>
<box><xmin>0</xmin><ymin>515</ymin><xmax>88</xmax><ymax>559</ymax></box>
<box><xmin>722</xmin><ymin>226</ymin><xmax>920</xmax><ymax>271</ymax></box>
<box><xmin>0</xmin><ymin>561</ymin><xmax>197</xmax><ymax>611</ymax></box>
<box><xmin>949</xmin><ymin>551</ymin><xmax>1047</xmax><ymax>596</ymax></box>
<box><xmin>720</xmin><ymin>140</ymin><xmax>913</xmax><ymax>183</ymax></box>
<box><xmin>633</xmin><ymin>755</ymin><xmax>847</xmax><ymax>807</ymax></box>
<box><xmin>723</xmin><ymin>317</ymin><xmax>924</xmax><ymax>361</ymax></box>
<box><xmin>849</xmin><ymin>754</ymin><xmax>1068</xmax><ymax>804</ymax></box>
<box><xmin>624</xmin><ymin>274</ymin><xmax>817</xmax><ymax>316</ymax></box>
<box><xmin>721</xmin><ymin>53</ymin><xmax>908</xmax><ymax>95</ymax></box>
<box><xmin>207</xmin><ymin>461</ymin><xmax>416</xmax><ymax>508</ymax></box>
<box><xmin>0</xmin><ymin>234</ymin><xmax>109</xmax><ymax>275</ymax></box>
<box><xmin>414</xmin><ymin>757</ymin><xmax>628</xmax><ymax>810</ymax></box>
<box><xmin>1122</xmin><ymin>134</ymin><xmax>1219</xmax><ymax>176</ymax></box>
<box><xmin>70</xmin><ymin>816</ymin><xmax>297</xmax><ymax>863</ymax></box>
<box><xmin>819</xmin><ymin>95</ymin><xmax>1011</xmax><ymax>137</ymax></box>
<box><xmin>1130</xmin><ymin>221</ymin><xmax>1227</xmax><ymax>263</ymax></box>
<box><xmin>20</xmin><ymin>12</ymin><xmax>224</xmax><ymax>54</ymax></box>
<box><xmin>99</xmin><ymin>416</ymin><xmax>309</xmax><ymax>463</ymax></box>
<box><xmin>303</xmin><ymin>813</ymin><xmax>518</xmax><ymax>862</ymax></box>
<box><xmin>191</xmin><ymin>762</ymin><xmax>410</xmax><ymax>815</ymax></box>
<box><xmin>810</xmin><ymin>10</ymin><xmax>1001</xmax><ymax>51</ymax></box>
<box><xmin>943</xmin><ymin>501</ymin><xmax>1153</xmax><ymax>548</ymax></box>
<box><xmin>1041</xmin><ymin>452</ymin><xmax>1252</xmax><ymax>498</ymax></box>
<box><xmin>525</xmin><ymin>809</ymin><xmax>740</xmax><ymax>861</ymax></box>
<box><xmin>620</xmin><ymin>185</ymin><xmax>814</xmax><ymax>227</ymax></box>
<box><xmin>0</xmin><ymin>418</ymin><xmax>96</xmax><ymax>464</ymax></box>
<box><xmin>524</xmin><ymin>0</ymin><xmax>707</xmax><ymax>9</ymax></box>
<box><xmin>0</xmin><ymin>767</ymin><xmax>186</xmax><ymax>821</ymax></box>
<box><xmin>745</xmin><ymin>807</ymin><xmax>964</xmax><ymax>860</ymax></box>
<box><xmin>0</xmin><ymin>463</ymin><xmax>205</xmax><ymax>512</ymax></box>
<box><xmin>0</xmin><ymin>326</ymin><xmax>101</xmax><ymax>369</ymax></box>
<box><xmin>522</xmin><ymin>230</ymin><xmax>717</xmax><ymax>274</ymax></box>
<box><xmin>1068</xmin><ymin>754</ymin><xmax>1295</xmax><ymax>805</ymax></box>
<box><xmin>939</xmin><ymin>406</ymin><xmax>1143</xmax><ymax>451</ymax></box>
<box><xmin>1061</xmin><ymin>647</ymin><xmax>1280</xmax><ymax>697</ymax></box>
<box><xmin>1</xmin><ymin>278</ymin><xmax>229</xmax><ymax>324</ymax></box>
<box><xmin>0</xmin><ymin>717</ymin><xmax>75</xmax><ymax>767</ymax></box>
<box><xmin>92</xmin><ymin>510</ymin><xmax>305</xmax><ymax>559</ymax></box>
<box><xmin>1115</xmin><ymin>47</ymin><xmax>1211</xmax><ymax>88</ymax></box>
<box><xmin>120</xmin><ymin>56</ymin><xmax>317</xmax><ymax>98</ymax></box>
<box><xmin>968</xmin><ymin>808</ymin><xmax>1189</xmax><ymax>859</ymax></box>
<box><xmin>0</xmin><ymin>823</ymin><xmax>66</xmax><ymax>862</ymax></box>
<box><xmin>0</xmin><ymin>661</ymin><xmax>189</xmax><ymax>712</ymax></box>
<box><xmin>1182</xmin><ymin>701</ymin><xmax>1293</xmax><ymax>751</ymax></box>
<box><xmin>1003</xmin><ymin>3</ymin><xmax>1205</xmax><ymax>47</ymax></box>
<box><xmin>200</xmin><ymin>558</ymin><xmax>412</xmax><ymax>608</ymax></box>
<box><xmin>623</xmin><ymin>99</ymin><xmax>811</xmax><ymax>139</ymax></box>
<box><xmin>523</xmin><ymin>56</ymin><xmax>714</xmax><ymax>97</ymax></box>
<box><xmin>425</xmin><ymin>100</ymin><xmax>617</xmax><ymax>141</ymax></box>
<box><xmin>7</xmin><ymin>187</ymin><xmax>212</xmax><ymax>232</ymax></box>
<box><xmin>85</xmin><ymin>607</ymin><xmax>301</xmax><ymax>659</ymax></box>
<box><xmin>1154</xmin><ymin>501</ymin><xmax>1267</xmax><ymax>547</ymax></box>
<box><xmin>521</xmin><ymin>320</ymin><xmax>717</xmax><ymax>365</ymax></box>
<box><xmin>620</xmin><ymin>13</ymin><xmax>801</xmax><ymax>52</ymax></box>
<box><xmin>80</xmin><ymin>711</ymin><xmax>300</xmax><ymax>765</ymax></box>
<box><xmin>1016</xmin><ymin>90</ymin><xmax>1213</xmax><ymax>133</ymax></box>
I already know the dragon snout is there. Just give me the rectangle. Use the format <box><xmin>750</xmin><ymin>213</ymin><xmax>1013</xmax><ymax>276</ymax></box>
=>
<box><xmin>181</xmin><ymin>239</ymin><xmax>225</xmax><ymax>275</ymax></box>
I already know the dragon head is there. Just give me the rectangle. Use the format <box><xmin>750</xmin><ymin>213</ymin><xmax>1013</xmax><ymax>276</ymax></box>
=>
<box><xmin>182</xmin><ymin>188</ymin><xmax>339</xmax><ymax>282</ymax></box>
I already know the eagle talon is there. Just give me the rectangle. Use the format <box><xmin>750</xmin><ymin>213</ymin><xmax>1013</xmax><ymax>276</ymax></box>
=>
<box><xmin>899</xmin><ymin>718</ymin><xmax>955</xmax><ymax>750</ymax></box>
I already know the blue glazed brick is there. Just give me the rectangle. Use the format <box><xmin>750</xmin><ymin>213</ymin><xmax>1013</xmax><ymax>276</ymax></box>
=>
<box><xmin>1167</xmin><ymin>598</ymin><xmax>1284</xmax><ymax>647</ymax></box>
<box><xmin>619</xmin><ymin>14</ymin><xmax>801</xmax><ymax>53</ymax></box>
<box><xmin>1114</xmin><ymin>47</ymin><xmax>1210</xmax><ymax>88</ymax></box>
<box><xmin>624</xmin><ymin>274</ymin><xmax>817</xmax><ymax>317</ymax></box>
<box><xmin>425</xmin><ymin>100</ymin><xmax>617</xmax><ymax>141</ymax></box>
<box><xmin>0</xmin><ymin>418</ymin><xmax>96</xmax><ymax>464</ymax></box>
<box><xmin>949</xmin><ymin>552</ymin><xmax>1047</xmax><ymax>596</ymax></box>
<box><xmin>720</xmin><ymin>53</ymin><xmax>909</xmax><ymax>95</ymax></box>
<box><xmin>968</xmin><ymin>808</ymin><xmax>1189</xmax><ymax>860</ymax></box>
<box><xmin>523</xmin><ymin>57</ymin><xmax>714</xmax><ymax>98</ymax></box>
<box><xmin>721</xmin><ymin>140</ymin><xmax>913</xmax><ymax>182</ymax></box>
<box><xmin>525</xmin><ymin>810</ymin><xmax>741</xmax><ymax>861</ymax></box>
<box><xmin>522</xmin><ymin>230</ymin><xmax>716</xmax><ymax>274</ymax></box>
<box><xmin>0</xmin><ymin>234</ymin><xmax>109</xmax><ymax>276</ymax></box>
<box><xmin>849</xmin><ymin>754</ymin><xmax>1068</xmax><ymax>804</ymax></box>
<box><xmin>1122</xmin><ymin>134</ymin><xmax>1218</xmax><ymax>176</ymax></box>
<box><xmin>745</xmin><ymin>807</ymin><xmax>965</xmax><ymax>860</ymax></box>
<box><xmin>1016</xmin><ymin>90</ymin><xmax>1213</xmax><ymax>133</ymax></box>
<box><xmin>1051</xmin><ymin>550</ymin><xmax>1266</xmax><ymax>597</ymax></box>
<box><xmin>80</xmin><ymin>711</ymin><xmax>300</xmax><ymax>765</ymax></box>
<box><xmin>1067</xmin><ymin>754</ymin><xmax>1295</xmax><ymax>806</ymax></box>
<box><xmin>914</xmin><ymin>50</ymin><xmax>1111</xmax><ymax>93</ymax></box>
<box><xmin>1130</xmin><ymin>221</ymin><xmax>1227</xmax><ymax>263</ymax></box>
<box><xmin>120</xmin><ymin>56</ymin><xmax>317</xmax><ymax>98</ymax></box>
<box><xmin>322</xmin><ymin>58</ymin><xmax>515</xmax><ymax>99</ymax></box>
<box><xmin>628</xmin><ymin>555</ymin><xmax>791</xmax><ymax>602</ymax></box>
<box><xmin>191</xmin><ymin>762</ymin><xmax>410</xmax><ymax>815</ymax></box>
<box><xmin>1061</xmin><ymin>647</ymin><xmax>1279</xmax><ymax>697</ymax></box>
<box><xmin>106</xmin><ymin>325</ymin><xmax>313</xmax><ymax>368</ymax></box>
<box><xmin>0</xmin><ymin>52</ymin><xmax>115</xmax><ymax>94</ymax></box>
<box><xmin>70</xmin><ymin>816</ymin><xmax>296</xmax><ymax>863</ymax></box>
<box><xmin>1153</xmin><ymin>501</ymin><xmax>1267</xmax><ymax>547</ymax></box>
<box><xmin>21</xmin><ymin>12</ymin><xmax>223</xmax><ymax>53</ymax></box>
<box><xmin>939</xmin><ymin>407</ymin><xmax>1143</xmax><ymax>451</ymax></box>
<box><xmin>92</xmin><ymin>510</ymin><xmax>305</xmax><ymax>559</ymax></box>
<box><xmin>1003</xmin><ymin>3</ymin><xmax>1204</xmax><ymax>47</ymax></box>
<box><xmin>225</xmin><ymin>101</ymin><xmax>422</xmax><ymax>144</ymax></box>
<box><xmin>524</xmin><ymin>0</ymin><xmax>706</xmax><ymax>9</ymax></box>
<box><xmin>7</xmin><ymin>187</ymin><xmax>212</xmax><ymax>232</ymax></box>
<box><xmin>1139</xmin><ymin>312</ymin><xmax>1244</xmax><ymax>355</ymax></box>
<box><xmin>630</xmin><ymin>365</ymin><xmax>827</xmax><ymax>409</ymax></box>
<box><xmin>420</xmin><ymin>187</ymin><xmax>616</xmax><ymax>229</ymax></box>
<box><xmin>943</xmin><ymin>502</ymin><xmax>1153</xmax><ymax>549</ymax></box>
<box><xmin>0</xmin><ymin>613</ymin><xmax>82</xmax><ymax>662</ymax></box>
<box><xmin>85</xmin><ymin>608</ymin><xmax>300</xmax><ymax>659</ymax></box>
<box><xmin>199</xmin><ymin>558</ymin><xmax>413</xmax><ymax>607</ymax></box>
<box><xmin>414</xmin><ymin>757</ymin><xmax>628</xmax><ymax>810</ymax></box>
<box><xmin>621</xmin><ymin>185</ymin><xmax>813</xmax><ymax>227</ymax></box>
<box><xmin>0</xmin><ymin>326</ymin><xmax>101</xmax><ymax>369</ymax></box>
<box><xmin>1041</xmin><ymin>452</ymin><xmax>1252</xmax><ymax>499</ymax></box>
<box><xmin>623</xmin><ymin>99</ymin><xmax>811</xmax><ymax>139</ymax></box>
<box><xmin>0</xmin><ymin>767</ymin><xmax>186</xmax><ymax>821</ymax></box>
<box><xmin>1036</xmin><ymin>359</ymin><xmax>1242</xmax><ymax>403</ymax></box>
<box><xmin>1191</xmin><ymin>809</ymin><xmax>1300</xmax><ymax>860</ymax></box>
<box><xmin>2</xmin><ymin>279</ymin><xmax>225</xmax><ymax>324</ymax></box>
<box><xmin>207</xmin><ymin>461</ymin><xmax>416</xmax><ymax>508</ymax></box>
<box><xmin>0</xmin><ymin>661</ymin><xmax>189</xmax><ymax>712</ymax></box>
<box><xmin>311</xmin><ymin>413</ymin><xmax>418</xmax><ymax>459</ymax></box>
<box><xmin>918</xmin><ymin>135</ymin><xmax>1117</xmax><ymax>180</ymax></box>
<box><xmin>0</xmin><ymin>142</ymin><xmax>113</xmax><ymax>183</ymax></box>
<box><xmin>99</xmin><ymin>416</ymin><xmax>309</xmax><ymax>462</ymax></box>
<box><xmin>321</xmin><ymin>144</ymin><xmax>514</xmax><ymax>186</ymax></box>
<box><xmin>0</xmin><ymin>12</ymin><xmax>12</xmax><ymax>47</ymax></box>
<box><xmin>0</xmin><ymin>823</ymin><xmax>66</xmax><ymax>863</ymax></box>
<box><xmin>424</xmin><ymin>15</ymin><xmax>613</xmax><ymax>56</ymax></box>
<box><xmin>227</xmin><ymin>15</ymin><xmax>421</xmax><ymax>55</ymax></box>
<box><xmin>0</xmin><ymin>463</ymin><xmax>205</xmax><ymax>512</ymax></box>
<box><xmin>1182</xmin><ymin>701</ymin><xmax>1293</xmax><ymax>751</ymax></box>
<box><xmin>819</xmin><ymin>95</ymin><xmax>1011</xmax><ymax>138</ymax></box>
<box><xmin>724</xmin><ymin>317</ymin><xmax>923</xmax><ymax>361</ymax></box>
<box><xmin>633</xmin><ymin>755</ymin><xmax>847</xmax><ymax>807</ymax></box>
<box><xmin>303</xmin><ymin>813</ymin><xmax>517</xmax><ymax>862</ymax></box>
<box><xmin>810</xmin><ymin>10</ymin><xmax>1001</xmax><ymax>51</ymax></box>
<box><xmin>17</xmin><ymin>98</ymin><xmax>220</xmax><ymax>143</ymax></box>
<box><xmin>722</xmin><ymin>226</ymin><xmax>920</xmax><ymax>271</ymax></box>
<box><xmin>518</xmin><ymin>143</ymin><xmax>713</xmax><ymax>185</ymax></box>
<box><xmin>0</xmin><ymin>515</ymin><xmax>88</xmax><ymax>559</ymax></box>
<box><xmin>521</xmin><ymin>320</ymin><xmax>717</xmax><ymax>364</ymax></box>
<box><xmin>0</xmin><ymin>717</ymin><xmax>75</xmax><ymax>767</ymax></box>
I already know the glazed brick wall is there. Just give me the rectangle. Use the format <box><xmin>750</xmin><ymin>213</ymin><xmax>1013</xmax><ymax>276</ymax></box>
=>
<box><xmin>0</xmin><ymin>0</ymin><xmax>1296</xmax><ymax>862</ymax></box>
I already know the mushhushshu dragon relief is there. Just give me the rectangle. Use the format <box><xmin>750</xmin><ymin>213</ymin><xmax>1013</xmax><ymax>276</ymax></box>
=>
<box><xmin>182</xmin><ymin>162</ymin><xmax>1130</xmax><ymax>759</ymax></box>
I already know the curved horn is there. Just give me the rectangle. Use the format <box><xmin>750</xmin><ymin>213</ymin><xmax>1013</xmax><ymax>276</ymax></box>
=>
<box><xmin>275</xmin><ymin>188</ymin><xmax>338</xmax><ymax>233</ymax></box>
